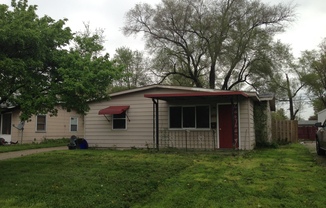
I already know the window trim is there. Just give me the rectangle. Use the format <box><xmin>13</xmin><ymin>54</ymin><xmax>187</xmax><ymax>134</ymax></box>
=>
<box><xmin>36</xmin><ymin>115</ymin><xmax>47</xmax><ymax>132</ymax></box>
<box><xmin>70</xmin><ymin>117</ymin><xmax>78</xmax><ymax>132</ymax></box>
<box><xmin>169</xmin><ymin>105</ymin><xmax>210</xmax><ymax>130</ymax></box>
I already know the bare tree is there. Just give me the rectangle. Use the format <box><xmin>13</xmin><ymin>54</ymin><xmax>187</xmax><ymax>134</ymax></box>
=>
<box><xmin>123</xmin><ymin>0</ymin><xmax>295</xmax><ymax>89</ymax></box>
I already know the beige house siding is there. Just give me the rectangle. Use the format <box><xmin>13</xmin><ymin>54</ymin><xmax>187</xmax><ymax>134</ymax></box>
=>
<box><xmin>265</xmin><ymin>101</ymin><xmax>273</xmax><ymax>143</ymax></box>
<box><xmin>86</xmin><ymin>88</ymin><xmax>173</xmax><ymax>148</ymax></box>
<box><xmin>238</xmin><ymin>99</ymin><xmax>255</xmax><ymax>150</ymax></box>
<box><xmin>248</xmin><ymin>100</ymin><xmax>256</xmax><ymax>149</ymax></box>
<box><xmin>85</xmin><ymin>85</ymin><xmax>268</xmax><ymax>150</ymax></box>
<box><xmin>10</xmin><ymin>107</ymin><xmax>83</xmax><ymax>143</ymax></box>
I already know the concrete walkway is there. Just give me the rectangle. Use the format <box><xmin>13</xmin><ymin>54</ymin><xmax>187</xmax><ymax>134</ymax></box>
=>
<box><xmin>0</xmin><ymin>143</ymin><xmax>318</xmax><ymax>161</ymax></box>
<box><xmin>0</xmin><ymin>146</ymin><xmax>67</xmax><ymax>161</ymax></box>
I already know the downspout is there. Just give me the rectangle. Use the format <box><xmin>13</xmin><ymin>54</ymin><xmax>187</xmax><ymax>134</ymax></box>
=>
<box><xmin>152</xmin><ymin>99</ymin><xmax>159</xmax><ymax>151</ymax></box>
<box><xmin>231</xmin><ymin>97</ymin><xmax>235</xmax><ymax>149</ymax></box>
<box><xmin>152</xmin><ymin>100</ymin><xmax>155</xmax><ymax>149</ymax></box>
<box><xmin>236</xmin><ymin>95</ymin><xmax>239</xmax><ymax>149</ymax></box>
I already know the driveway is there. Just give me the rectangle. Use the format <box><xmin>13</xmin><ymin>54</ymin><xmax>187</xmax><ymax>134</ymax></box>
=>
<box><xmin>0</xmin><ymin>146</ymin><xmax>67</xmax><ymax>161</ymax></box>
<box><xmin>302</xmin><ymin>141</ymin><xmax>326</xmax><ymax>166</ymax></box>
<box><xmin>302</xmin><ymin>141</ymin><xmax>316</xmax><ymax>154</ymax></box>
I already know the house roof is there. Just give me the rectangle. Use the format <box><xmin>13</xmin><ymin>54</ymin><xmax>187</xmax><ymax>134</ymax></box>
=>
<box><xmin>99</xmin><ymin>85</ymin><xmax>274</xmax><ymax>110</ymax></box>
<box><xmin>298</xmin><ymin>120</ymin><xmax>318</xmax><ymax>126</ymax></box>
<box><xmin>110</xmin><ymin>85</ymin><xmax>257</xmax><ymax>98</ymax></box>
<box><xmin>144</xmin><ymin>91</ymin><xmax>248</xmax><ymax>101</ymax></box>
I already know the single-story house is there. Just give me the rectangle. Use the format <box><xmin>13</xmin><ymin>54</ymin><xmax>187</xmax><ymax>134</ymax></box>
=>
<box><xmin>85</xmin><ymin>85</ymin><xmax>275</xmax><ymax>150</ymax></box>
<box><xmin>0</xmin><ymin>106</ymin><xmax>84</xmax><ymax>143</ymax></box>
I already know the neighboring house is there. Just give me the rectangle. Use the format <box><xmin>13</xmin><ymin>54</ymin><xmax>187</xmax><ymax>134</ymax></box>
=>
<box><xmin>85</xmin><ymin>85</ymin><xmax>275</xmax><ymax>150</ymax></box>
<box><xmin>317</xmin><ymin>109</ymin><xmax>326</xmax><ymax>123</ymax></box>
<box><xmin>0</xmin><ymin>106</ymin><xmax>84</xmax><ymax>143</ymax></box>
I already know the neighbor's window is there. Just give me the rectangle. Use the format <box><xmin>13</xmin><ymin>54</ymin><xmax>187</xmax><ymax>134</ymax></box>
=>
<box><xmin>36</xmin><ymin>115</ymin><xmax>46</xmax><ymax>131</ymax></box>
<box><xmin>169</xmin><ymin>105</ymin><xmax>210</xmax><ymax>129</ymax></box>
<box><xmin>70</xmin><ymin>117</ymin><xmax>78</xmax><ymax>132</ymax></box>
<box><xmin>112</xmin><ymin>111</ymin><xmax>127</xmax><ymax>129</ymax></box>
<box><xmin>1</xmin><ymin>113</ymin><xmax>12</xmax><ymax>135</ymax></box>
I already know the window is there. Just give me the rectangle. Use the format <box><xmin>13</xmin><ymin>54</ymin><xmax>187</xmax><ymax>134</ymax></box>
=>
<box><xmin>1</xmin><ymin>113</ymin><xmax>12</xmax><ymax>135</ymax></box>
<box><xmin>112</xmin><ymin>111</ymin><xmax>127</xmax><ymax>129</ymax></box>
<box><xmin>70</xmin><ymin>117</ymin><xmax>78</xmax><ymax>132</ymax></box>
<box><xmin>169</xmin><ymin>105</ymin><xmax>210</xmax><ymax>129</ymax></box>
<box><xmin>36</xmin><ymin>115</ymin><xmax>46</xmax><ymax>131</ymax></box>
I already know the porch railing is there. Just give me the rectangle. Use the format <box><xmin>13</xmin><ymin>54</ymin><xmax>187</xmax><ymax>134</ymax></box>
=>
<box><xmin>159</xmin><ymin>129</ymin><xmax>216</xmax><ymax>150</ymax></box>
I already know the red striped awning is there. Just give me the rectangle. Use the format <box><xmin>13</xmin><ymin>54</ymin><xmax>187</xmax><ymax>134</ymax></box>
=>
<box><xmin>98</xmin><ymin>106</ymin><xmax>129</xmax><ymax>115</ymax></box>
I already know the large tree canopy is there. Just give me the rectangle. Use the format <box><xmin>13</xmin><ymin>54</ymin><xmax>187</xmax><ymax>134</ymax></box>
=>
<box><xmin>113</xmin><ymin>47</ymin><xmax>152</xmax><ymax>89</ymax></box>
<box><xmin>251</xmin><ymin>42</ymin><xmax>306</xmax><ymax>120</ymax></box>
<box><xmin>123</xmin><ymin>0</ymin><xmax>295</xmax><ymax>89</ymax></box>
<box><xmin>0</xmin><ymin>0</ymin><xmax>121</xmax><ymax>120</ymax></box>
<box><xmin>300</xmin><ymin>38</ymin><xmax>326</xmax><ymax>114</ymax></box>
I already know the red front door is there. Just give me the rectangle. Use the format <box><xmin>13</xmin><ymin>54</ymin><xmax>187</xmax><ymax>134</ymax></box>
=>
<box><xmin>218</xmin><ymin>105</ymin><xmax>238</xmax><ymax>148</ymax></box>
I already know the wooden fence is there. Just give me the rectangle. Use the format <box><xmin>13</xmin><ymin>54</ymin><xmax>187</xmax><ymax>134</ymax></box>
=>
<box><xmin>272</xmin><ymin>120</ymin><xmax>298</xmax><ymax>143</ymax></box>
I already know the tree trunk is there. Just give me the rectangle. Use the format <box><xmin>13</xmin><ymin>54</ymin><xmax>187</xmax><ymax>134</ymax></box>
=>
<box><xmin>286</xmin><ymin>74</ymin><xmax>295</xmax><ymax>120</ymax></box>
<box><xmin>209</xmin><ymin>62</ymin><xmax>216</xmax><ymax>89</ymax></box>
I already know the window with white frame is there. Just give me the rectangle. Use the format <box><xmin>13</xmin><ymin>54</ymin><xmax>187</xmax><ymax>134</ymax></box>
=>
<box><xmin>70</xmin><ymin>117</ymin><xmax>78</xmax><ymax>132</ymax></box>
<box><xmin>36</xmin><ymin>115</ymin><xmax>46</xmax><ymax>131</ymax></box>
<box><xmin>169</xmin><ymin>105</ymin><xmax>210</xmax><ymax>129</ymax></box>
<box><xmin>112</xmin><ymin>111</ymin><xmax>127</xmax><ymax>129</ymax></box>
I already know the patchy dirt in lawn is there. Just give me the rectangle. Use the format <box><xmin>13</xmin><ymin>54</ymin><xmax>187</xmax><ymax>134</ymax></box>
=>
<box><xmin>302</xmin><ymin>141</ymin><xmax>326</xmax><ymax>166</ymax></box>
<box><xmin>0</xmin><ymin>146</ymin><xmax>67</xmax><ymax>161</ymax></box>
<box><xmin>302</xmin><ymin>141</ymin><xmax>316</xmax><ymax>153</ymax></box>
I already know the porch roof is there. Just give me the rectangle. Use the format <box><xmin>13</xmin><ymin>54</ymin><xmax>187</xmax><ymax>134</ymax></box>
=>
<box><xmin>144</xmin><ymin>91</ymin><xmax>248</xmax><ymax>101</ymax></box>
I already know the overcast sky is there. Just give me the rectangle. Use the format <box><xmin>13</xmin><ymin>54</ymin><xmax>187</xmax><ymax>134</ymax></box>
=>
<box><xmin>2</xmin><ymin>0</ymin><xmax>326</xmax><ymax>119</ymax></box>
<box><xmin>3</xmin><ymin>0</ymin><xmax>326</xmax><ymax>57</ymax></box>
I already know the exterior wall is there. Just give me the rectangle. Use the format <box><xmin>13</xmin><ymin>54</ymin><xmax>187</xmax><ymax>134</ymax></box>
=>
<box><xmin>10</xmin><ymin>107</ymin><xmax>84</xmax><ymax>143</ymax></box>
<box><xmin>86</xmin><ymin>88</ymin><xmax>176</xmax><ymax>148</ymax></box>
<box><xmin>86</xmin><ymin>87</ymin><xmax>256</xmax><ymax>150</ymax></box>
<box><xmin>317</xmin><ymin>109</ymin><xmax>326</xmax><ymax>123</ymax></box>
<box><xmin>265</xmin><ymin>101</ymin><xmax>273</xmax><ymax>143</ymax></box>
<box><xmin>239</xmin><ymin>99</ymin><xmax>255</xmax><ymax>150</ymax></box>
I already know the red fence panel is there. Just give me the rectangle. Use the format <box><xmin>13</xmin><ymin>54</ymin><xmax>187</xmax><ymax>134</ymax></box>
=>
<box><xmin>298</xmin><ymin>126</ymin><xmax>317</xmax><ymax>141</ymax></box>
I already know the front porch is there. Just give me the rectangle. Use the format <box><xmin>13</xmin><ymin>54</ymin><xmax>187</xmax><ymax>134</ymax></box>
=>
<box><xmin>159</xmin><ymin>129</ymin><xmax>217</xmax><ymax>150</ymax></box>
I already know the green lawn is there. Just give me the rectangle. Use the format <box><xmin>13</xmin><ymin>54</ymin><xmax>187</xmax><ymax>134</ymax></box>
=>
<box><xmin>0</xmin><ymin>144</ymin><xmax>325</xmax><ymax>208</ymax></box>
<box><xmin>0</xmin><ymin>138</ymin><xmax>69</xmax><ymax>153</ymax></box>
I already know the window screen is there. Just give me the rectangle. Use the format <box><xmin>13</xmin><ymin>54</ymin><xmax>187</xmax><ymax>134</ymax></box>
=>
<box><xmin>196</xmin><ymin>106</ymin><xmax>210</xmax><ymax>128</ymax></box>
<box><xmin>169</xmin><ymin>106</ymin><xmax>182</xmax><ymax>128</ymax></box>
<box><xmin>2</xmin><ymin>113</ymin><xmax>12</xmax><ymax>134</ymax></box>
<box><xmin>113</xmin><ymin>112</ymin><xmax>127</xmax><ymax>129</ymax></box>
<box><xmin>183</xmin><ymin>107</ymin><xmax>195</xmax><ymax>128</ymax></box>
<box><xmin>37</xmin><ymin>115</ymin><xmax>46</xmax><ymax>131</ymax></box>
<box><xmin>70</xmin><ymin>117</ymin><xmax>78</xmax><ymax>131</ymax></box>
<box><xmin>169</xmin><ymin>105</ymin><xmax>209</xmax><ymax>129</ymax></box>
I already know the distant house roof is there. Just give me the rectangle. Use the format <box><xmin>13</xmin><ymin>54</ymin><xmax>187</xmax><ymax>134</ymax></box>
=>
<box><xmin>298</xmin><ymin>120</ymin><xmax>318</xmax><ymax>126</ymax></box>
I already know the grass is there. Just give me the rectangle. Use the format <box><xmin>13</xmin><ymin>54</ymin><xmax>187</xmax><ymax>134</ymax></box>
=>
<box><xmin>1</xmin><ymin>144</ymin><xmax>326</xmax><ymax>207</ymax></box>
<box><xmin>0</xmin><ymin>138</ymin><xmax>69</xmax><ymax>153</ymax></box>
